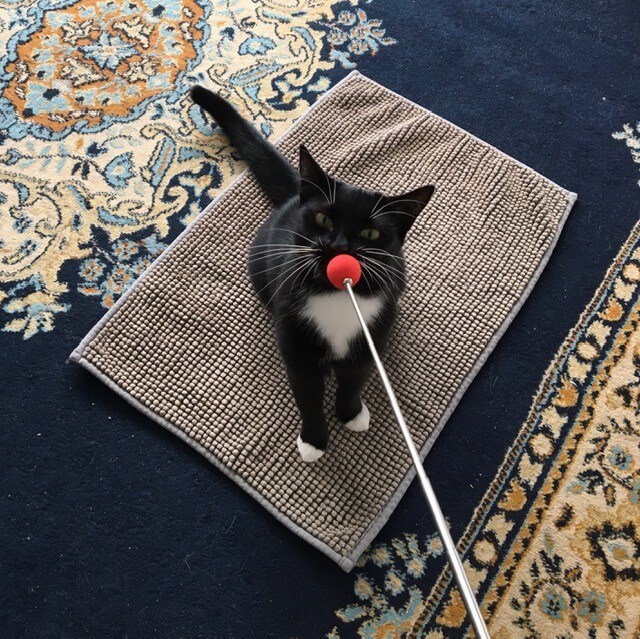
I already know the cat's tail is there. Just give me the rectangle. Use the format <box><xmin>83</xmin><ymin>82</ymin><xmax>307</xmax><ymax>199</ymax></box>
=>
<box><xmin>190</xmin><ymin>85</ymin><xmax>299</xmax><ymax>208</ymax></box>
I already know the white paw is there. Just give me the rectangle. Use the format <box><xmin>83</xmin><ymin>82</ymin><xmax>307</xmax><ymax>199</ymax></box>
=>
<box><xmin>344</xmin><ymin>403</ymin><xmax>370</xmax><ymax>432</ymax></box>
<box><xmin>296</xmin><ymin>435</ymin><xmax>325</xmax><ymax>463</ymax></box>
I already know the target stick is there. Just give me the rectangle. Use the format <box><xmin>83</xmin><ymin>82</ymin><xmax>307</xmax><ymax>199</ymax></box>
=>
<box><xmin>327</xmin><ymin>254</ymin><xmax>490</xmax><ymax>639</ymax></box>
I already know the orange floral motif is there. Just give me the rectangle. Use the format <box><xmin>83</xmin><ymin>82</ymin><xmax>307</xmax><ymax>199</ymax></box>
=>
<box><xmin>554</xmin><ymin>378</ymin><xmax>579</xmax><ymax>407</ymax></box>
<box><xmin>435</xmin><ymin>590</ymin><xmax>466</xmax><ymax>628</ymax></box>
<box><xmin>3</xmin><ymin>0</ymin><xmax>206</xmax><ymax>134</ymax></box>
<box><xmin>600</xmin><ymin>298</ymin><xmax>624</xmax><ymax>322</ymax></box>
<box><xmin>498</xmin><ymin>479</ymin><xmax>527</xmax><ymax>511</ymax></box>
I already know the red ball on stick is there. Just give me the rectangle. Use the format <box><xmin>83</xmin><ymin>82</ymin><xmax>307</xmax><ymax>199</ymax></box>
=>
<box><xmin>326</xmin><ymin>254</ymin><xmax>362</xmax><ymax>290</ymax></box>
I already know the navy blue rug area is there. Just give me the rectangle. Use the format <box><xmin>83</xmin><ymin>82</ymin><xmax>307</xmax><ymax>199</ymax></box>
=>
<box><xmin>2</xmin><ymin>0</ymin><xmax>639</xmax><ymax>637</ymax></box>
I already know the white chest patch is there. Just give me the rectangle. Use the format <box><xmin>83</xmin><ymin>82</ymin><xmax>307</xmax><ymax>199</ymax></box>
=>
<box><xmin>301</xmin><ymin>291</ymin><xmax>384</xmax><ymax>359</ymax></box>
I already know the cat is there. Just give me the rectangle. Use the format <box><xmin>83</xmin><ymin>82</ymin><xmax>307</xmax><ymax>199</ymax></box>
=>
<box><xmin>190</xmin><ymin>85</ymin><xmax>434</xmax><ymax>462</ymax></box>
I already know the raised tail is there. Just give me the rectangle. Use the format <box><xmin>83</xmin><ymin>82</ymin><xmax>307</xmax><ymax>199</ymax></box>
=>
<box><xmin>190</xmin><ymin>85</ymin><xmax>299</xmax><ymax>208</ymax></box>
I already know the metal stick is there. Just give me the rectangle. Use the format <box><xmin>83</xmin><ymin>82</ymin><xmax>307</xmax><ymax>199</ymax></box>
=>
<box><xmin>344</xmin><ymin>279</ymin><xmax>490</xmax><ymax>639</ymax></box>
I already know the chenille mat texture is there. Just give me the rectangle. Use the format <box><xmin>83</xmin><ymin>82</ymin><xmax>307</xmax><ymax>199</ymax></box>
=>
<box><xmin>71</xmin><ymin>71</ymin><xmax>576</xmax><ymax>570</ymax></box>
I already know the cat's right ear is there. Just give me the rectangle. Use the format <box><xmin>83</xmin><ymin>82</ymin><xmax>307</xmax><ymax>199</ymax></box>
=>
<box><xmin>299</xmin><ymin>145</ymin><xmax>329</xmax><ymax>202</ymax></box>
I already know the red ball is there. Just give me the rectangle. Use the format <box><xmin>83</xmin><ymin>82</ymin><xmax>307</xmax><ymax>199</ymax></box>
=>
<box><xmin>326</xmin><ymin>254</ymin><xmax>362</xmax><ymax>290</ymax></box>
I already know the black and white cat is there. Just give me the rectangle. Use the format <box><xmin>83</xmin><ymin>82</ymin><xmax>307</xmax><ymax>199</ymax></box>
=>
<box><xmin>190</xmin><ymin>86</ymin><xmax>434</xmax><ymax>462</ymax></box>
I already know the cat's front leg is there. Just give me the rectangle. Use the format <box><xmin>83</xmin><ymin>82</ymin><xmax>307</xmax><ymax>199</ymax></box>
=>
<box><xmin>334</xmin><ymin>359</ymin><xmax>373</xmax><ymax>433</ymax></box>
<box><xmin>281</xmin><ymin>354</ymin><xmax>329</xmax><ymax>463</ymax></box>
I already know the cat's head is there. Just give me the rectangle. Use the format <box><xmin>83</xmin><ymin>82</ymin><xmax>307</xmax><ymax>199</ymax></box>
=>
<box><xmin>295</xmin><ymin>145</ymin><xmax>434</xmax><ymax>295</ymax></box>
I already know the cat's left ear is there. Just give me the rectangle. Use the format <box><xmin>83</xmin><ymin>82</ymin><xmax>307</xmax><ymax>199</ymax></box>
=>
<box><xmin>380</xmin><ymin>185</ymin><xmax>435</xmax><ymax>242</ymax></box>
<box><xmin>299</xmin><ymin>145</ymin><xmax>331</xmax><ymax>203</ymax></box>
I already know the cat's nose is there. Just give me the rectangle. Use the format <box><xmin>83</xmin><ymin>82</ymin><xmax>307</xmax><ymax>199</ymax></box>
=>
<box><xmin>330</xmin><ymin>233</ymin><xmax>349</xmax><ymax>253</ymax></box>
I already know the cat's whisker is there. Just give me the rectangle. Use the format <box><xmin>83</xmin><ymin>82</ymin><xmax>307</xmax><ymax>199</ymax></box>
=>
<box><xmin>247</xmin><ymin>247</ymin><xmax>317</xmax><ymax>262</ymax></box>
<box><xmin>364</xmin><ymin>256</ymin><xmax>400</xmax><ymax>289</ymax></box>
<box><xmin>371</xmin><ymin>210</ymin><xmax>417</xmax><ymax>220</ymax></box>
<box><xmin>290</xmin><ymin>258</ymin><xmax>318</xmax><ymax>293</ymax></box>
<box><xmin>361</xmin><ymin>248</ymin><xmax>406</xmax><ymax>264</ymax></box>
<box><xmin>361</xmin><ymin>256</ymin><xmax>392</xmax><ymax>281</ymax></box>
<box><xmin>370</xmin><ymin>198</ymin><xmax>428</xmax><ymax>217</ymax></box>
<box><xmin>254</xmin><ymin>254</ymin><xmax>314</xmax><ymax>297</ymax></box>
<box><xmin>272</xmin><ymin>228</ymin><xmax>321</xmax><ymax>247</ymax></box>
<box><xmin>361</xmin><ymin>255</ymin><xmax>406</xmax><ymax>278</ymax></box>
<box><xmin>247</xmin><ymin>255</ymin><xmax>309</xmax><ymax>266</ymax></box>
<box><xmin>249</xmin><ymin>244</ymin><xmax>317</xmax><ymax>253</ymax></box>
<box><xmin>363</xmin><ymin>260</ymin><xmax>404</xmax><ymax>288</ymax></box>
<box><xmin>250</xmin><ymin>253</ymin><xmax>311</xmax><ymax>277</ymax></box>
<box><xmin>369</xmin><ymin>193</ymin><xmax>385</xmax><ymax>218</ymax></box>
<box><xmin>250</xmin><ymin>243</ymin><xmax>317</xmax><ymax>250</ymax></box>
<box><xmin>287</xmin><ymin>258</ymin><xmax>311</xmax><ymax>291</ymax></box>
<box><xmin>361</xmin><ymin>246</ymin><xmax>402</xmax><ymax>257</ymax></box>
<box><xmin>264</xmin><ymin>257</ymin><xmax>316</xmax><ymax>309</ymax></box>
<box><xmin>247</xmin><ymin>251</ymin><xmax>309</xmax><ymax>264</ymax></box>
<box><xmin>360</xmin><ymin>268</ymin><xmax>374</xmax><ymax>295</ymax></box>
<box><xmin>364</xmin><ymin>266</ymin><xmax>392</xmax><ymax>298</ymax></box>
<box><xmin>249</xmin><ymin>250</ymin><xmax>315</xmax><ymax>260</ymax></box>
<box><xmin>301</xmin><ymin>177</ymin><xmax>332</xmax><ymax>206</ymax></box>
<box><xmin>323</xmin><ymin>172</ymin><xmax>336</xmax><ymax>205</ymax></box>
<box><xmin>361</xmin><ymin>260</ymin><xmax>394</xmax><ymax>297</ymax></box>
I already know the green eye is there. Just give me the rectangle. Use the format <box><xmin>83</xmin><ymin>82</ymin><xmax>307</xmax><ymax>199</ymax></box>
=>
<box><xmin>315</xmin><ymin>212</ymin><xmax>333</xmax><ymax>230</ymax></box>
<box><xmin>359</xmin><ymin>228</ymin><xmax>380</xmax><ymax>241</ymax></box>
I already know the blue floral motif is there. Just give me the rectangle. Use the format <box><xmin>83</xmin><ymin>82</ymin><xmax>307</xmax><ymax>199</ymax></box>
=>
<box><xmin>81</xmin><ymin>33</ymin><xmax>139</xmax><ymax>70</ymax></box>
<box><xmin>239</xmin><ymin>36</ymin><xmax>276</xmax><ymax>56</ymax></box>
<box><xmin>577</xmin><ymin>591</ymin><xmax>606</xmax><ymax>624</ymax></box>
<box><xmin>77</xmin><ymin>232</ymin><xmax>168</xmax><ymax>308</ymax></box>
<box><xmin>1</xmin><ymin>275</ymin><xmax>70</xmax><ymax>340</ymax></box>
<box><xmin>328</xmin><ymin>533</ymin><xmax>443</xmax><ymax>638</ymax></box>
<box><xmin>25</xmin><ymin>83</ymin><xmax>72</xmax><ymax>115</ymax></box>
<box><xmin>539</xmin><ymin>587</ymin><xmax>567</xmax><ymax>619</ymax></box>
<box><xmin>321</xmin><ymin>8</ymin><xmax>396</xmax><ymax>69</ymax></box>
<box><xmin>608</xmin><ymin>444</ymin><xmax>632</xmax><ymax>471</ymax></box>
<box><xmin>349</xmin><ymin>236</ymin><xmax>640</xmax><ymax>638</ymax></box>
<box><xmin>104</xmin><ymin>152</ymin><xmax>135</xmax><ymax>189</ymax></box>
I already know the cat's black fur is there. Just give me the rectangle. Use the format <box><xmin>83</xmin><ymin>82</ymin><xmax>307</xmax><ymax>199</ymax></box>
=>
<box><xmin>190</xmin><ymin>86</ymin><xmax>434</xmax><ymax>460</ymax></box>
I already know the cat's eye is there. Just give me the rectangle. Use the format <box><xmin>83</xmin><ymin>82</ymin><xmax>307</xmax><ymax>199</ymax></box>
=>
<box><xmin>359</xmin><ymin>228</ymin><xmax>380</xmax><ymax>241</ymax></box>
<box><xmin>315</xmin><ymin>212</ymin><xmax>333</xmax><ymax>230</ymax></box>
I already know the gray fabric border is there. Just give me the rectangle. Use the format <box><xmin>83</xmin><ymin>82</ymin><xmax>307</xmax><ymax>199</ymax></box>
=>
<box><xmin>70</xmin><ymin>70</ymin><xmax>577</xmax><ymax>571</ymax></box>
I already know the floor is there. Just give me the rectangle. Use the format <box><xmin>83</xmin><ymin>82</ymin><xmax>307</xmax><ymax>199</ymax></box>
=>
<box><xmin>2</xmin><ymin>0</ymin><xmax>639</xmax><ymax>636</ymax></box>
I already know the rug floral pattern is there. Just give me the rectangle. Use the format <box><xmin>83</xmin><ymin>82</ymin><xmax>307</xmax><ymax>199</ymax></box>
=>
<box><xmin>613</xmin><ymin>123</ymin><xmax>640</xmax><ymax>188</ymax></box>
<box><xmin>328</xmin><ymin>222</ymin><xmax>640</xmax><ymax>635</ymax></box>
<box><xmin>0</xmin><ymin>0</ymin><xmax>395</xmax><ymax>338</ymax></box>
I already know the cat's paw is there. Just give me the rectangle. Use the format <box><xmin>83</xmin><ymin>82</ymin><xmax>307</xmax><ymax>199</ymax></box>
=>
<box><xmin>297</xmin><ymin>435</ymin><xmax>326</xmax><ymax>463</ymax></box>
<box><xmin>344</xmin><ymin>403</ymin><xmax>370</xmax><ymax>432</ymax></box>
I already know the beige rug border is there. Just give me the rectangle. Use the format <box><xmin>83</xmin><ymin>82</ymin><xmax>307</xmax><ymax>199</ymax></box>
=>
<box><xmin>70</xmin><ymin>70</ymin><xmax>577</xmax><ymax>571</ymax></box>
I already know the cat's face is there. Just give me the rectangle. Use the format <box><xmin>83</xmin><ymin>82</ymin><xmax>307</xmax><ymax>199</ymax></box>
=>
<box><xmin>295</xmin><ymin>146</ymin><xmax>434</xmax><ymax>295</ymax></box>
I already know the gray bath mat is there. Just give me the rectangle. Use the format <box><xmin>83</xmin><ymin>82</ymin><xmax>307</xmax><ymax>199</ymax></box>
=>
<box><xmin>71</xmin><ymin>71</ymin><xmax>576</xmax><ymax>570</ymax></box>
